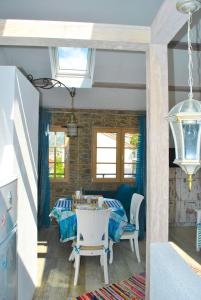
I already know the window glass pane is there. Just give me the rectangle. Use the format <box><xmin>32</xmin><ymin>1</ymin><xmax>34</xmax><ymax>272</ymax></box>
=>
<box><xmin>49</xmin><ymin>163</ymin><xmax>54</xmax><ymax>175</ymax></box>
<box><xmin>56</xmin><ymin>163</ymin><xmax>64</xmax><ymax>175</ymax></box>
<box><xmin>96</xmin><ymin>174</ymin><xmax>116</xmax><ymax>179</ymax></box>
<box><xmin>104</xmin><ymin>174</ymin><xmax>117</xmax><ymax>178</ymax></box>
<box><xmin>97</xmin><ymin>133</ymin><xmax>117</xmax><ymax>147</ymax></box>
<box><xmin>49</xmin><ymin>148</ymin><xmax>54</xmax><ymax>162</ymax></box>
<box><xmin>49</xmin><ymin>132</ymin><xmax>55</xmax><ymax>147</ymax></box>
<box><xmin>124</xmin><ymin>163</ymin><xmax>136</xmax><ymax>177</ymax></box>
<box><xmin>56</xmin><ymin>174</ymin><xmax>65</xmax><ymax>178</ymax></box>
<box><xmin>49</xmin><ymin>130</ymin><xmax>67</xmax><ymax>180</ymax></box>
<box><xmin>56</xmin><ymin>148</ymin><xmax>65</xmax><ymax>163</ymax></box>
<box><xmin>97</xmin><ymin>148</ymin><xmax>116</xmax><ymax>163</ymax></box>
<box><xmin>96</xmin><ymin>163</ymin><xmax>116</xmax><ymax>178</ymax></box>
<box><xmin>124</xmin><ymin>149</ymin><xmax>135</xmax><ymax>163</ymax></box>
<box><xmin>58</xmin><ymin>47</ymin><xmax>89</xmax><ymax>72</ymax></box>
<box><xmin>56</xmin><ymin>132</ymin><xmax>65</xmax><ymax>146</ymax></box>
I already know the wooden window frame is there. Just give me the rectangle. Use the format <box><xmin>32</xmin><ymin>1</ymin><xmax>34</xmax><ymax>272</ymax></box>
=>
<box><xmin>92</xmin><ymin>127</ymin><xmax>137</xmax><ymax>183</ymax></box>
<box><xmin>49</xmin><ymin>126</ymin><xmax>69</xmax><ymax>183</ymax></box>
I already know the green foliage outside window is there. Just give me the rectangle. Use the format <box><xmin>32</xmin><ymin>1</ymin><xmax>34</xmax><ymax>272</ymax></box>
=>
<box><xmin>130</xmin><ymin>133</ymin><xmax>139</xmax><ymax>149</ymax></box>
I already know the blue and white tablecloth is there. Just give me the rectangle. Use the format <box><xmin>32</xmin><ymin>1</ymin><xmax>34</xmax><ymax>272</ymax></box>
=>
<box><xmin>49</xmin><ymin>198</ymin><xmax>128</xmax><ymax>243</ymax></box>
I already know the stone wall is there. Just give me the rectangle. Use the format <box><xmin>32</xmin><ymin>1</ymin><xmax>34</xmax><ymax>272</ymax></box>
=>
<box><xmin>169</xmin><ymin>168</ymin><xmax>201</xmax><ymax>226</ymax></box>
<box><xmin>50</xmin><ymin>108</ymin><xmax>201</xmax><ymax>225</ymax></box>
<box><xmin>50</xmin><ymin>109</ymin><xmax>140</xmax><ymax>208</ymax></box>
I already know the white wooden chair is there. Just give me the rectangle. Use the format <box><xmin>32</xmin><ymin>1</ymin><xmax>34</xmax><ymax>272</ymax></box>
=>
<box><xmin>73</xmin><ymin>208</ymin><xmax>111</xmax><ymax>286</ymax></box>
<box><xmin>109</xmin><ymin>193</ymin><xmax>144</xmax><ymax>264</ymax></box>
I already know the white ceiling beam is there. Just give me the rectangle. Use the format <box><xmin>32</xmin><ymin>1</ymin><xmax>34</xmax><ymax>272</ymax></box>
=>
<box><xmin>0</xmin><ymin>19</ymin><xmax>150</xmax><ymax>51</ymax></box>
<box><xmin>93</xmin><ymin>81</ymin><xmax>201</xmax><ymax>92</ymax></box>
<box><xmin>151</xmin><ymin>0</ymin><xmax>188</xmax><ymax>44</ymax></box>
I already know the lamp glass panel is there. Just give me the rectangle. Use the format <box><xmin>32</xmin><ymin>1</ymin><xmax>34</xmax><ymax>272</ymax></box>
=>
<box><xmin>170</xmin><ymin>121</ymin><xmax>184</xmax><ymax>160</ymax></box>
<box><xmin>182</xmin><ymin>121</ymin><xmax>199</xmax><ymax>160</ymax></box>
<box><xmin>67</xmin><ymin>124</ymin><xmax>78</xmax><ymax>137</ymax></box>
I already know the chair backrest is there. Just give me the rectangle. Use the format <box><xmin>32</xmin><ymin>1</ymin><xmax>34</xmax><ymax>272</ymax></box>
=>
<box><xmin>76</xmin><ymin>208</ymin><xmax>111</xmax><ymax>247</ymax></box>
<box><xmin>130</xmin><ymin>193</ymin><xmax>144</xmax><ymax>230</ymax></box>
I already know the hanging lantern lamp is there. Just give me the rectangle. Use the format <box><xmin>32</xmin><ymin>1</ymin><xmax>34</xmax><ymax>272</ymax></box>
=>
<box><xmin>66</xmin><ymin>88</ymin><xmax>78</xmax><ymax>137</ymax></box>
<box><xmin>168</xmin><ymin>1</ymin><xmax>201</xmax><ymax>191</ymax></box>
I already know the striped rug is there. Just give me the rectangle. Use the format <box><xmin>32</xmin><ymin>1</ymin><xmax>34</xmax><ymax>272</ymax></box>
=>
<box><xmin>74</xmin><ymin>273</ymin><xmax>145</xmax><ymax>300</ymax></box>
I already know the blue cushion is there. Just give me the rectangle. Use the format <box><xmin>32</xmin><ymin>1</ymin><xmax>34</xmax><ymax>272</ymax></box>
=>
<box><xmin>115</xmin><ymin>184</ymin><xmax>145</xmax><ymax>240</ymax></box>
<box><xmin>115</xmin><ymin>184</ymin><xmax>136</xmax><ymax>219</ymax></box>
<box><xmin>124</xmin><ymin>223</ymin><xmax>136</xmax><ymax>232</ymax></box>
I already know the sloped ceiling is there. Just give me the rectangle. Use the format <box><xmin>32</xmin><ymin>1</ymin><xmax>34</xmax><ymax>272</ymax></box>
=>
<box><xmin>0</xmin><ymin>0</ymin><xmax>164</xmax><ymax>26</ymax></box>
<box><xmin>0</xmin><ymin>0</ymin><xmax>200</xmax><ymax>110</ymax></box>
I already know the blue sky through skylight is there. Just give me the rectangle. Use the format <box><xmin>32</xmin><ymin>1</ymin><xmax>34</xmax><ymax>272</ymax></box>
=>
<box><xmin>58</xmin><ymin>47</ymin><xmax>89</xmax><ymax>72</ymax></box>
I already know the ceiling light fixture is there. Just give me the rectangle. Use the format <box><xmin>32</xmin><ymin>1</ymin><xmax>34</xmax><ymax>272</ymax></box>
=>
<box><xmin>168</xmin><ymin>0</ymin><xmax>201</xmax><ymax>191</ymax></box>
<box><xmin>27</xmin><ymin>75</ymin><xmax>78</xmax><ymax>137</ymax></box>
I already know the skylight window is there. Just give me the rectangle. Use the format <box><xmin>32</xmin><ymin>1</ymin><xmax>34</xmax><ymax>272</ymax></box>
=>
<box><xmin>50</xmin><ymin>47</ymin><xmax>95</xmax><ymax>88</ymax></box>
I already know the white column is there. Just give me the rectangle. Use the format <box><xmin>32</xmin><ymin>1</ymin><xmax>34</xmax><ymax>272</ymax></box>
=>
<box><xmin>146</xmin><ymin>44</ymin><xmax>169</xmax><ymax>299</ymax></box>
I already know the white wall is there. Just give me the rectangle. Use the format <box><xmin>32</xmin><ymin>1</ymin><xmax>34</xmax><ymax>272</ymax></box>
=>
<box><xmin>0</xmin><ymin>66</ymin><xmax>39</xmax><ymax>300</ymax></box>
<box><xmin>39</xmin><ymin>86</ymin><xmax>146</xmax><ymax>110</ymax></box>
<box><xmin>14</xmin><ymin>68</ymin><xmax>39</xmax><ymax>300</ymax></box>
<box><xmin>0</xmin><ymin>46</ymin><xmax>200</xmax><ymax>111</ymax></box>
<box><xmin>0</xmin><ymin>67</ymin><xmax>15</xmax><ymax>179</ymax></box>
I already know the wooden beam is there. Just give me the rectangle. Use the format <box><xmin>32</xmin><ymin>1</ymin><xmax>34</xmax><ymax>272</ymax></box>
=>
<box><xmin>169</xmin><ymin>41</ymin><xmax>201</xmax><ymax>51</ymax></box>
<box><xmin>0</xmin><ymin>19</ymin><xmax>150</xmax><ymax>51</ymax></box>
<box><xmin>151</xmin><ymin>0</ymin><xmax>188</xmax><ymax>44</ymax></box>
<box><xmin>146</xmin><ymin>44</ymin><xmax>169</xmax><ymax>299</ymax></box>
<box><xmin>169</xmin><ymin>85</ymin><xmax>201</xmax><ymax>93</ymax></box>
<box><xmin>93</xmin><ymin>81</ymin><xmax>201</xmax><ymax>92</ymax></box>
<box><xmin>93</xmin><ymin>82</ymin><xmax>145</xmax><ymax>90</ymax></box>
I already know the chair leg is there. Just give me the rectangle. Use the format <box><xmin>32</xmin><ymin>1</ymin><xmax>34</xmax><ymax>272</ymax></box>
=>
<box><xmin>129</xmin><ymin>238</ymin><xmax>134</xmax><ymax>252</ymax></box>
<box><xmin>103</xmin><ymin>253</ymin><xmax>109</xmax><ymax>284</ymax></box>
<box><xmin>134</xmin><ymin>237</ymin><xmax>141</xmax><ymax>263</ymax></box>
<box><xmin>100</xmin><ymin>254</ymin><xmax>103</xmax><ymax>266</ymax></box>
<box><xmin>74</xmin><ymin>254</ymin><xmax>80</xmax><ymax>286</ymax></box>
<box><xmin>109</xmin><ymin>240</ymin><xmax>114</xmax><ymax>264</ymax></box>
<box><xmin>69</xmin><ymin>241</ymin><xmax>76</xmax><ymax>261</ymax></box>
<box><xmin>69</xmin><ymin>249</ymin><xmax>75</xmax><ymax>262</ymax></box>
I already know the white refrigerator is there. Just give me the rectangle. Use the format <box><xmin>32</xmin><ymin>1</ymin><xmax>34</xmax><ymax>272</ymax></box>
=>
<box><xmin>0</xmin><ymin>177</ymin><xmax>17</xmax><ymax>300</ymax></box>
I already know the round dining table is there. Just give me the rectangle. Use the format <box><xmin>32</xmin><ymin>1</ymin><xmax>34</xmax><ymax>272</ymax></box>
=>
<box><xmin>49</xmin><ymin>198</ymin><xmax>128</xmax><ymax>243</ymax></box>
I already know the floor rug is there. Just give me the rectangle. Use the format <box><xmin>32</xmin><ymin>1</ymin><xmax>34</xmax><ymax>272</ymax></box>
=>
<box><xmin>74</xmin><ymin>273</ymin><xmax>145</xmax><ymax>300</ymax></box>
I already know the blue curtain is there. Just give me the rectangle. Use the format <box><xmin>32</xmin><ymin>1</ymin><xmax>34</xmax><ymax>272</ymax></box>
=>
<box><xmin>136</xmin><ymin>115</ymin><xmax>146</xmax><ymax>195</ymax></box>
<box><xmin>135</xmin><ymin>115</ymin><xmax>146</xmax><ymax>239</ymax></box>
<box><xmin>38</xmin><ymin>108</ymin><xmax>51</xmax><ymax>228</ymax></box>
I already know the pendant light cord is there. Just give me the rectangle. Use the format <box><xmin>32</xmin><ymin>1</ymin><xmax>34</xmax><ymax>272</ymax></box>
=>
<box><xmin>71</xmin><ymin>94</ymin><xmax>75</xmax><ymax>111</ymax></box>
<box><xmin>188</xmin><ymin>11</ymin><xmax>193</xmax><ymax>100</ymax></box>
